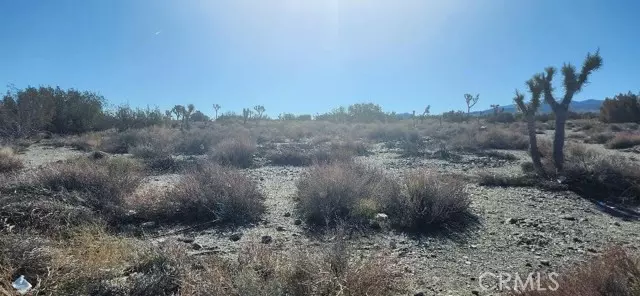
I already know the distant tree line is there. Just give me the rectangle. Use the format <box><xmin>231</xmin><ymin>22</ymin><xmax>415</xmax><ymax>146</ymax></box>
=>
<box><xmin>1</xmin><ymin>83</ymin><xmax>637</xmax><ymax>139</ymax></box>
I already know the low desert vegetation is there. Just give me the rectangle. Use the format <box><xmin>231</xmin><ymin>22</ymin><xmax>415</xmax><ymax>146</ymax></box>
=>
<box><xmin>295</xmin><ymin>162</ymin><xmax>400</xmax><ymax>227</ymax></box>
<box><xmin>0</xmin><ymin>230</ymin><xmax>404</xmax><ymax>296</ymax></box>
<box><xmin>387</xmin><ymin>171</ymin><xmax>471</xmax><ymax>231</ymax></box>
<box><xmin>295</xmin><ymin>162</ymin><xmax>472</xmax><ymax>232</ymax></box>
<box><xmin>210</xmin><ymin>135</ymin><xmax>257</xmax><ymax>168</ymax></box>
<box><xmin>36</xmin><ymin>157</ymin><xmax>144</xmax><ymax>214</ymax></box>
<box><xmin>136</xmin><ymin>163</ymin><xmax>265</xmax><ymax>225</ymax></box>
<box><xmin>605</xmin><ymin>132</ymin><xmax>640</xmax><ymax>149</ymax></box>
<box><xmin>512</xmin><ymin>247</ymin><xmax>640</xmax><ymax>296</ymax></box>
<box><xmin>0</xmin><ymin>147</ymin><xmax>23</xmax><ymax>173</ymax></box>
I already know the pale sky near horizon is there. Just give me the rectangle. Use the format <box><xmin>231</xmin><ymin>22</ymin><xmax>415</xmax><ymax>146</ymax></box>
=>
<box><xmin>1</xmin><ymin>0</ymin><xmax>638</xmax><ymax>116</ymax></box>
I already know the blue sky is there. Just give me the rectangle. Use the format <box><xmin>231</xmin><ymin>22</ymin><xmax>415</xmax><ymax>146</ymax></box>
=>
<box><xmin>1</xmin><ymin>0</ymin><xmax>638</xmax><ymax>116</ymax></box>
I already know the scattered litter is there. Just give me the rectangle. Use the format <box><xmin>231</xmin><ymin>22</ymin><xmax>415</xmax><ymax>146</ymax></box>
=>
<box><xmin>12</xmin><ymin>275</ymin><xmax>32</xmax><ymax>295</ymax></box>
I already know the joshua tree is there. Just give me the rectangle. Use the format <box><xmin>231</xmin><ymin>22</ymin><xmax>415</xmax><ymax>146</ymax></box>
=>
<box><xmin>164</xmin><ymin>110</ymin><xmax>172</xmax><ymax>126</ymax></box>
<box><xmin>421</xmin><ymin>105</ymin><xmax>430</xmax><ymax>124</ymax></box>
<box><xmin>182</xmin><ymin>104</ymin><xmax>195</xmax><ymax>130</ymax></box>
<box><xmin>242</xmin><ymin>108</ymin><xmax>252</xmax><ymax>125</ymax></box>
<box><xmin>514</xmin><ymin>78</ymin><xmax>544</xmax><ymax>175</ymax></box>
<box><xmin>253</xmin><ymin>105</ymin><xmax>265</xmax><ymax>124</ymax></box>
<box><xmin>534</xmin><ymin>50</ymin><xmax>602</xmax><ymax>172</ymax></box>
<box><xmin>464</xmin><ymin>93</ymin><xmax>480</xmax><ymax>115</ymax></box>
<box><xmin>171</xmin><ymin>105</ymin><xmax>185</xmax><ymax>122</ymax></box>
<box><xmin>213</xmin><ymin>104</ymin><xmax>221</xmax><ymax>120</ymax></box>
<box><xmin>490</xmin><ymin>104</ymin><xmax>502</xmax><ymax>115</ymax></box>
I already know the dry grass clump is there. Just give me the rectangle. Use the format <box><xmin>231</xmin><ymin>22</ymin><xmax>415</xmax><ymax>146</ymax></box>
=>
<box><xmin>137</xmin><ymin>163</ymin><xmax>264</xmax><ymax>225</ymax></box>
<box><xmin>451</xmin><ymin>126</ymin><xmax>528</xmax><ymax>151</ymax></box>
<box><xmin>557</xmin><ymin>144</ymin><xmax>640</xmax><ymax>204</ymax></box>
<box><xmin>36</xmin><ymin>157</ymin><xmax>143</xmax><ymax>213</ymax></box>
<box><xmin>295</xmin><ymin>163</ymin><xmax>474</xmax><ymax>231</ymax></box>
<box><xmin>295</xmin><ymin>162</ymin><xmax>401</xmax><ymax>227</ymax></box>
<box><xmin>2</xmin><ymin>230</ymin><xmax>404</xmax><ymax>296</ymax></box>
<box><xmin>267</xmin><ymin>140</ymin><xmax>367</xmax><ymax>167</ymax></box>
<box><xmin>605</xmin><ymin>132</ymin><xmax>640</xmax><ymax>149</ymax></box>
<box><xmin>512</xmin><ymin>247</ymin><xmax>640</xmax><ymax>296</ymax></box>
<box><xmin>584</xmin><ymin>131</ymin><xmax>615</xmax><ymax>144</ymax></box>
<box><xmin>387</xmin><ymin>172</ymin><xmax>471</xmax><ymax>231</ymax></box>
<box><xmin>0</xmin><ymin>193</ymin><xmax>100</xmax><ymax>235</ymax></box>
<box><xmin>210</xmin><ymin>136</ymin><xmax>256</xmax><ymax>168</ymax></box>
<box><xmin>0</xmin><ymin>147</ymin><xmax>23</xmax><ymax>173</ymax></box>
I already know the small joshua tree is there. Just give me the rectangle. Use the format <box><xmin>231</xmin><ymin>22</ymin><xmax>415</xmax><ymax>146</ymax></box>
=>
<box><xmin>421</xmin><ymin>105</ymin><xmax>430</xmax><ymax>124</ymax></box>
<box><xmin>213</xmin><ymin>104</ymin><xmax>221</xmax><ymax>120</ymax></box>
<box><xmin>183</xmin><ymin>104</ymin><xmax>195</xmax><ymax>130</ymax></box>
<box><xmin>534</xmin><ymin>50</ymin><xmax>602</xmax><ymax>172</ymax></box>
<box><xmin>171</xmin><ymin>105</ymin><xmax>185</xmax><ymax>122</ymax></box>
<box><xmin>464</xmin><ymin>93</ymin><xmax>479</xmax><ymax>115</ymax></box>
<box><xmin>253</xmin><ymin>105</ymin><xmax>265</xmax><ymax>125</ymax></box>
<box><xmin>242</xmin><ymin>108</ymin><xmax>252</xmax><ymax>125</ymax></box>
<box><xmin>490</xmin><ymin>104</ymin><xmax>502</xmax><ymax>115</ymax></box>
<box><xmin>514</xmin><ymin>77</ymin><xmax>544</xmax><ymax>175</ymax></box>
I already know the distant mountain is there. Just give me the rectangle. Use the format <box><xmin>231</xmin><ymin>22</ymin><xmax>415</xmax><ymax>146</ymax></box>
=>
<box><xmin>473</xmin><ymin>99</ymin><xmax>603</xmax><ymax>115</ymax></box>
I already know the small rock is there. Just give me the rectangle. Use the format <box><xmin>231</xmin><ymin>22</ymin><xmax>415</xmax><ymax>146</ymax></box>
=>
<box><xmin>283</xmin><ymin>212</ymin><xmax>291</xmax><ymax>217</ymax></box>
<box><xmin>540</xmin><ymin>260</ymin><xmax>550</xmax><ymax>266</ymax></box>
<box><xmin>293</xmin><ymin>219</ymin><xmax>302</xmax><ymax>226</ymax></box>
<box><xmin>261</xmin><ymin>235</ymin><xmax>273</xmax><ymax>244</ymax></box>
<box><xmin>587</xmin><ymin>247</ymin><xmax>598</xmax><ymax>253</ymax></box>
<box><xmin>613</xmin><ymin>221</ymin><xmax>621</xmax><ymax>226</ymax></box>
<box><xmin>374</xmin><ymin>213</ymin><xmax>389</xmax><ymax>221</ymax></box>
<box><xmin>573</xmin><ymin>237</ymin><xmax>583</xmax><ymax>243</ymax></box>
<box><xmin>141</xmin><ymin>221</ymin><xmax>156</xmax><ymax>228</ymax></box>
<box><xmin>472</xmin><ymin>290</ymin><xmax>480</xmax><ymax>295</ymax></box>
<box><xmin>414</xmin><ymin>292</ymin><xmax>426</xmax><ymax>296</ymax></box>
<box><xmin>229</xmin><ymin>233</ymin><xmax>242</xmax><ymax>241</ymax></box>
<box><xmin>192</xmin><ymin>243</ymin><xmax>203</xmax><ymax>250</ymax></box>
<box><xmin>505</xmin><ymin>218</ymin><xmax>518</xmax><ymax>224</ymax></box>
<box><xmin>561</xmin><ymin>215</ymin><xmax>576</xmax><ymax>221</ymax></box>
<box><xmin>276</xmin><ymin>226</ymin><xmax>285</xmax><ymax>231</ymax></box>
<box><xmin>177</xmin><ymin>237</ymin><xmax>195</xmax><ymax>244</ymax></box>
<box><xmin>89</xmin><ymin>151</ymin><xmax>109</xmax><ymax>160</ymax></box>
<box><xmin>259</xmin><ymin>177</ymin><xmax>264</xmax><ymax>181</ymax></box>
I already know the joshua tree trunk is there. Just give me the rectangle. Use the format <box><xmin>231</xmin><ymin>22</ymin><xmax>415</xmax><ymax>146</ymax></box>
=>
<box><xmin>525</xmin><ymin>114</ymin><xmax>544</xmax><ymax>174</ymax></box>
<box><xmin>552</xmin><ymin>108</ymin><xmax>567</xmax><ymax>172</ymax></box>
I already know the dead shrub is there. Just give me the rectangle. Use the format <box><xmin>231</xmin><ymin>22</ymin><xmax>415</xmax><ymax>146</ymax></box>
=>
<box><xmin>564</xmin><ymin>149</ymin><xmax>640</xmax><ymax>204</ymax></box>
<box><xmin>451</xmin><ymin>127</ymin><xmax>528</xmax><ymax>151</ymax></box>
<box><xmin>478</xmin><ymin>172</ymin><xmax>537</xmax><ymax>187</ymax></box>
<box><xmin>475</xmin><ymin>128</ymin><xmax>528</xmax><ymax>150</ymax></box>
<box><xmin>210</xmin><ymin>136</ymin><xmax>256</xmax><ymax>168</ymax></box>
<box><xmin>513</xmin><ymin>247</ymin><xmax>640</xmax><ymax>296</ymax></box>
<box><xmin>584</xmin><ymin>131</ymin><xmax>615</xmax><ymax>144</ymax></box>
<box><xmin>605</xmin><ymin>133</ymin><xmax>640</xmax><ymax>149</ymax></box>
<box><xmin>36</xmin><ymin>157</ymin><xmax>143</xmax><ymax>213</ymax></box>
<box><xmin>0</xmin><ymin>147</ymin><xmax>23</xmax><ymax>173</ymax></box>
<box><xmin>0</xmin><ymin>196</ymin><xmax>100</xmax><ymax>235</ymax></box>
<box><xmin>540</xmin><ymin>143</ymin><xmax>640</xmax><ymax>204</ymax></box>
<box><xmin>295</xmin><ymin>162</ymin><xmax>401</xmax><ymax>227</ymax></box>
<box><xmin>138</xmin><ymin>163</ymin><xmax>264</xmax><ymax>225</ymax></box>
<box><xmin>386</xmin><ymin>172</ymin><xmax>471</xmax><ymax>231</ymax></box>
